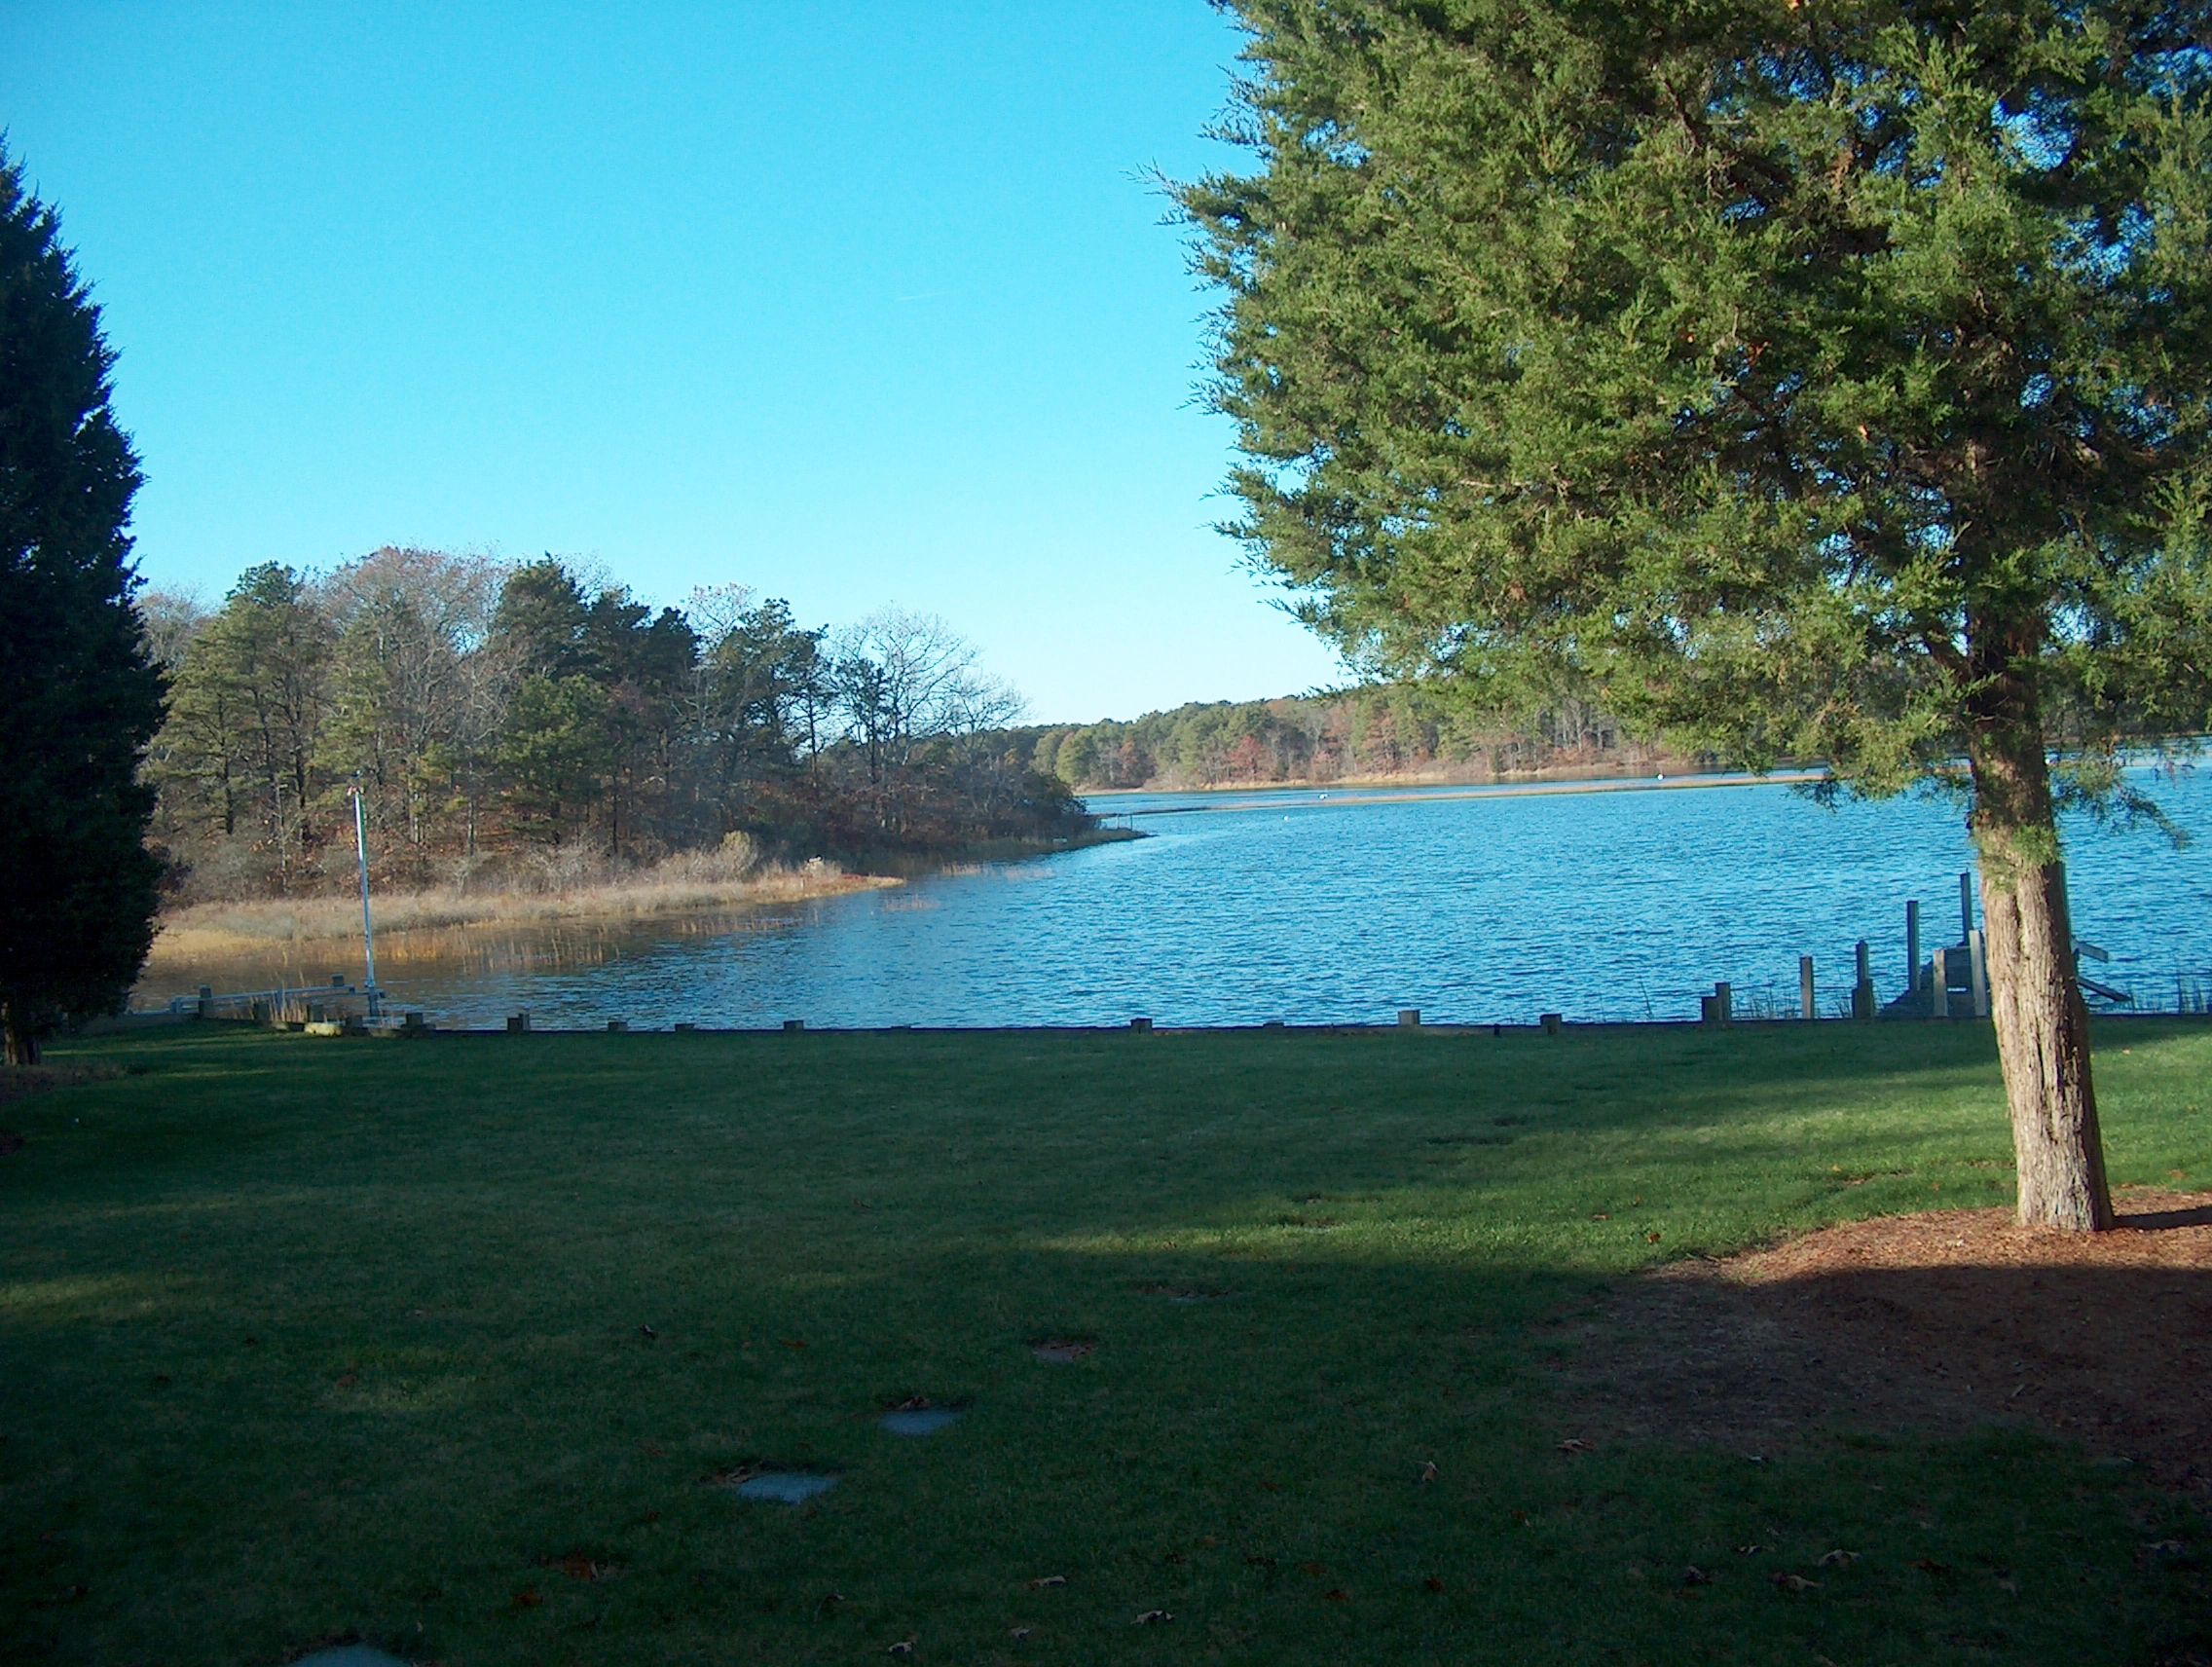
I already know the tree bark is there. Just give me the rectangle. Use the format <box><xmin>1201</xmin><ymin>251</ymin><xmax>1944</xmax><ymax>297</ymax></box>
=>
<box><xmin>2</xmin><ymin>1001</ymin><xmax>40</xmax><ymax>1067</ymax></box>
<box><xmin>1967</xmin><ymin>694</ymin><xmax>2116</xmax><ymax>1232</ymax></box>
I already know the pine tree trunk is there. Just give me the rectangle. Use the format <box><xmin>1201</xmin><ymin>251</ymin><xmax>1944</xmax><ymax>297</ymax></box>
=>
<box><xmin>1968</xmin><ymin>708</ymin><xmax>2116</xmax><ymax>1232</ymax></box>
<box><xmin>2</xmin><ymin>1002</ymin><xmax>39</xmax><ymax>1067</ymax></box>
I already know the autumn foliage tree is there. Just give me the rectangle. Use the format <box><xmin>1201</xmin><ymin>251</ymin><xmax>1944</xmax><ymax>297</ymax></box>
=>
<box><xmin>1183</xmin><ymin>2</ymin><xmax>2212</xmax><ymax>1228</ymax></box>
<box><xmin>0</xmin><ymin>147</ymin><xmax>164</xmax><ymax>1064</ymax></box>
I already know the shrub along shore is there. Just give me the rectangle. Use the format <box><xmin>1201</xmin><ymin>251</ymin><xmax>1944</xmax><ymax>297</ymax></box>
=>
<box><xmin>2</xmin><ymin>1021</ymin><xmax>2205</xmax><ymax>1665</ymax></box>
<box><xmin>142</xmin><ymin>827</ymin><xmax>1144</xmax><ymax>980</ymax></box>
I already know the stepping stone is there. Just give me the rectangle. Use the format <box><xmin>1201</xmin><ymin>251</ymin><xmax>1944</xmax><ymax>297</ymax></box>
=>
<box><xmin>1137</xmin><ymin>1283</ymin><xmax>1233</xmax><ymax>1304</ymax></box>
<box><xmin>879</xmin><ymin>1406</ymin><xmax>962</xmax><ymax>1436</ymax></box>
<box><xmin>732</xmin><ymin>1470</ymin><xmax>837</xmax><ymax>1503</ymax></box>
<box><xmin>290</xmin><ymin>1649</ymin><xmax>413</xmax><ymax>1667</ymax></box>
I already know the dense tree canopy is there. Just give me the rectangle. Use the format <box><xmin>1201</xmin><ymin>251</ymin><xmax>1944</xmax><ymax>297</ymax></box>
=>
<box><xmin>0</xmin><ymin>147</ymin><xmax>164</xmax><ymax>1064</ymax></box>
<box><xmin>1184</xmin><ymin>0</ymin><xmax>2212</xmax><ymax>1227</ymax></box>
<box><xmin>150</xmin><ymin>554</ymin><xmax>1083</xmax><ymax>898</ymax></box>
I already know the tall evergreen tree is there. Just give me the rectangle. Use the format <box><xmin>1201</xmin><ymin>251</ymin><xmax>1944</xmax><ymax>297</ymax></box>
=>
<box><xmin>1183</xmin><ymin>0</ymin><xmax>2212</xmax><ymax>1230</ymax></box>
<box><xmin>0</xmin><ymin>148</ymin><xmax>165</xmax><ymax>1064</ymax></box>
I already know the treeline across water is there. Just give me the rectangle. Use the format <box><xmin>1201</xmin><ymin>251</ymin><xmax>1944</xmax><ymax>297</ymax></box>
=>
<box><xmin>1017</xmin><ymin>688</ymin><xmax>1680</xmax><ymax>791</ymax></box>
<box><xmin>142</xmin><ymin>549</ymin><xmax>1086</xmax><ymax>904</ymax></box>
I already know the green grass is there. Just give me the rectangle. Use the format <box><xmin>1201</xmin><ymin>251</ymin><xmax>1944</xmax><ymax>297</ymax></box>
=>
<box><xmin>3</xmin><ymin>1021</ymin><xmax>2207</xmax><ymax>1665</ymax></box>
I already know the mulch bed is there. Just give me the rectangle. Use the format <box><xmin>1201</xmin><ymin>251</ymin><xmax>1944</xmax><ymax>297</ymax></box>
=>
<box><xmin>0</xmin><ymin>1062</ymin><xmax>121</xmax><ymax>1112</ymax></box>
<box><xmin>1555</xmin><ymin>1188</ymin><xmax>2212</xmax><ymax>1498</ymax></box>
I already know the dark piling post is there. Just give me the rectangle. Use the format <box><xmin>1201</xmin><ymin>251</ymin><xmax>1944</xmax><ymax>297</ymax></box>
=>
<box><xmin>1398</xmin><ymin>1008</ymin><xmax>1421</xmax><ymax>1028</ymax></box>
<box><xmin>1932</xmin><ymin>948</ymin><xmax>1952</xmax><ymax>1019</ymax></box>
<box><xmin>1129</xmin><ymin>1017</ymin><xmax>1153</xmax><ymax>1033</ymax></box>
<box><xmin>783</xmin><ymin>1019</ymin><xmax>805</xmax><ymax>1033</ymax></box>
<box><xmin>1539</xmin><ymin>1012</ymin><xmax>1563</xmax><ymax>1035</ymax></box>
<box><xmin>1800</xmin><ymin>955</ymin><xmax>1817</xmax><ymax>1020</ymax></box>
<box><xmin>1852</xmin><ymin>941</ymin><xmax>1875</xmax><ymax>1020</ymax></box>
<box><xmin>506</xmin><ymin>1012</ymin><xmax>531</xmax><ymax>1034</ymax></box>
<box><xmin>1905</xmin><ymin>900</ymin><xmax>1921</xmax><ymax>1002</ymax></box>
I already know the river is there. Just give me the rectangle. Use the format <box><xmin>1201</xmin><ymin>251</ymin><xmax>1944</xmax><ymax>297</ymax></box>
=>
<box><xmin>165</xmin><ymin>764</ymin><xmax>2212</xmax><ymax>1030</ymax></box>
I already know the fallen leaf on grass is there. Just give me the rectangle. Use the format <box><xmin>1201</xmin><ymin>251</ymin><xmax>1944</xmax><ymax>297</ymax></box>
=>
<box><xmin>510</xmin><ymin>1588</ymin><xmax>542</xmax><ymax>1610</ymax></box>
<box><xmin>1026</xmin><ymin>1574</ymin><xmax>1067</xmax><ymax>1590</ymax></box>
<box><xmin>1322</xmin><ymin>1588</ymin><xmax>1350</xmax><ymax>1603</ymax></box>
<box><xmin>335</xmin><ymin>1369</ymin><xmax>359</xmax><ymax>1389</ymax></box>
<box><xmin>1909</xmin><ymin>1558</ymin><xmax>1953</xmax><ymax>1576</ymax></box>
<box><xmin>2145</xmin><ymin>1539</ymin><xmax>2188</xmax><ymax>1556</ymax></box>
<box><xmin>1558</xmin><ymin>1438</ymin><xmax>1593</xmax><ymax>1456</ymax></box>
<box><xmin>1133</xmin><ymin>1610</ymin><xmax>1173</xmax><ymax>1625</ymax></box>
<box><xmin>820</xmin><ymin>1593</ymin><xmax>844</xmax><ymax>1611</ymax></box>
<box><xmin>1423</xmin><ymin>1576</ymin><xmax>1446</xmax><ymax>1593</ymax></box>
<box><xmin>1009</xmin><ymin>1625</ymin><xmax>1030</xmax><ymax>1641</ymax></box>
<box><xmin>1735</xmin><ymin>1544</ymin><xmax>1764</xmax><ymax>1557</ymax></box>
<box><xmin>1771</xmin><ymin>1573</ymin><xmax>1820</xmax><ymax>1593</ymax></box>
<box><xmin>887</xmin><ymin>1639</ymin><xmax>914</xmax><ymax>1656</ymax></box>
<box><xmin>1817</xmin><ymin>1549</ymin><xmax>1858</xmax><ymax>1569</ymax></box>
<box><xmin>1590</xmin><ymin>1212</ymin><xmax>1610</xmax><ymax>1221</ymax></box>
<box><xmin>1244</xmin><ymin>1555</ymin><xmax>1276</xmax><ymax>1569</ymax></box>
<box><xmin>1682</xmin><ymin>1567</ymin><xmax>1714</xmax><ymax>1586</ymax></box>
<box><xmin>1163</xmin><ymin>1551</ymin><xmax>1187</xmax><ymax>1566</ymax></box>
<box><xmin>1419</xmin><ymin>1461</ymin><xmax>1439</xmax><ymax>1484</ymax></box>
<box><xmin>1645</xmin><ymin>1231</ymin><xmax>1664</xmax><ymax>1243</ymax></box>
<box><xmin>780</xmin><ymin>1338</ymin><xmax>807</xmax><ymax>1351</ymax></box>
<box><xmin>1298</xmin><ymin>1561</ymin><xmax>1327</xmax><ymax>1577</ymax></box>
<box><xmin>1258</xmin><ymin>1479</ymin><xmax>1282</xmax><ymax>1492</ymax></box>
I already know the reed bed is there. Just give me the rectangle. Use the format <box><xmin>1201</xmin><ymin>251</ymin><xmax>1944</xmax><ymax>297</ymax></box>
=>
<box><xmin>147</xmin><ymin>850</ymin><xmax>896</xmax><ymax>968</ymax></box>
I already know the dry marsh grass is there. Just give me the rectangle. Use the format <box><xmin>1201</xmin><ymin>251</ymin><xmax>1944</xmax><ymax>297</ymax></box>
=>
<box><xmin>148</xmin><ymin>850</ymin><xmax>896</xmax><ymax>968</ymax></box>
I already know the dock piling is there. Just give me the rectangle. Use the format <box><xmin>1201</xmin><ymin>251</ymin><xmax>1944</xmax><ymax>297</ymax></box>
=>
<box><xmin>1799</xmin><ymin>955</ymin><xmax>1816</xmax><ymax>1020</ymax></box>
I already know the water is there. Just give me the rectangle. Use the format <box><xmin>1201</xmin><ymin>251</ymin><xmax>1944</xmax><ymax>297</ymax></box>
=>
<box><xmin>185</xmin><ymin>767</ymin><xmax>2212</xmax><ymax>1029</ymax></box>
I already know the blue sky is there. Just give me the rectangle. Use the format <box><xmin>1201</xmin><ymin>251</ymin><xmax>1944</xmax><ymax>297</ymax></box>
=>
<box><xmin>1</xmin><ymin>1</ymin><xmax>1348</xmax><ymax>723</ymax></box>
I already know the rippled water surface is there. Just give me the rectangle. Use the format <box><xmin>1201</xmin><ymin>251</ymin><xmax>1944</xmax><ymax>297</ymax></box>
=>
<box><xmin>227</xmin><ymin>765</ymin><xmax>2212</xmax><ymax>1030</ymax></box>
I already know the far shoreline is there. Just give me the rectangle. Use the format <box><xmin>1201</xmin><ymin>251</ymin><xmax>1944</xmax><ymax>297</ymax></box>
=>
<box><xmin>1081</xmin><ymin>764</ymin><xmax>1832</xmax><ymax>812</ymax></box>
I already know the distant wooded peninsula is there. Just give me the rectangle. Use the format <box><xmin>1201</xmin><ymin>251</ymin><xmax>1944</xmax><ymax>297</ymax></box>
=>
<box><xmin>138</xmin><ymin>547</ymin><xmax>1677</xmax><ymax>908</ymax></box>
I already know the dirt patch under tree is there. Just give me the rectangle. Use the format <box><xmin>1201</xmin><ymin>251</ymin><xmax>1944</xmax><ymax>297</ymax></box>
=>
<box><xmin>1554</xmin><ymin>1188</ymin><xmax>2212</xmax><ymax>1499</ymax></box>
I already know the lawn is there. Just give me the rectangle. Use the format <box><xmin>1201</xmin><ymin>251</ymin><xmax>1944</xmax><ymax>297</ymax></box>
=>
<box><xmin>3</xmin><ymin>1021</ymin><xmax>2206</xmax><ymax>1665</ymax></box>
